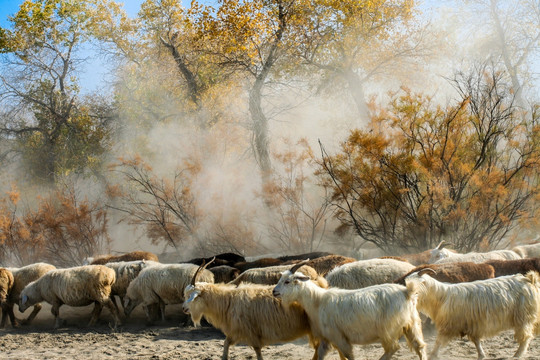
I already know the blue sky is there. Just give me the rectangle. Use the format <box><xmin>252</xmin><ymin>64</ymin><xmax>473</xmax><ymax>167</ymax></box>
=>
<box><xmin>0</xmin><ymin>0</ymin><xmax>147</xmax><ymax>93</ymax></box>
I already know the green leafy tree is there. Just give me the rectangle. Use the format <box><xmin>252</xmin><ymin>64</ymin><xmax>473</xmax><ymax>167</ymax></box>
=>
<box><xmin>0</xmin><ymin>0</ymin><xmax>118</xmax><ymax>184</ymax></box>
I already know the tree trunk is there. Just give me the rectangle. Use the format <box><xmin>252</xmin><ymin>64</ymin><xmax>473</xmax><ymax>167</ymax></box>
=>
<box><xmin>249</xmin><ymin>78</ymin><xmax>272</xmax><ymax>180</ymax></box>
<box><xmin>344</xmin><ymin>69</ymin><xmax>370</xmax><ymax>126</ymax></box>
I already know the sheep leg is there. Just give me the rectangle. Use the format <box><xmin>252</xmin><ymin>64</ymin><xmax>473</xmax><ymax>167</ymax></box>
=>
<box><xmin>429</xmin><ymin>336</ymin><xmax>450</xmax><ymax>360</ymax></box>
<box><xmin>513</xmin><ymin>335</ymin><xmax>532</xmax><ymax>358</ymax></box>
<box><xmin>309</xmin><ymin>337</ymin><xmax>320</xmax><ymax>360</ymax></box>
<box><xmin>158</xmin><ymin>298</ymin><xmax>166</xmax><ymax>322</ymax></box>
<box><xmin>51</xmin><ymin>302</ymin><xmax>63</xmax><ymax>329</ymax></box>
<box><xmin>403</xmin><ymin>323</ymin><xmax>427</xmax><ymax>360</ymax></box>
<box><xmin>0</xmin><ymin>304</ymin><xmax>8</xmax><ymax>327</ymax></box>
<box><xmin>332</xmin><ymin>338</ymin><xmax>354</xmax><ymax>360</ymax></box>
<box><xmin>104</xmin><ymin>297</ymin><xmax>122</xmax><ymax>327</ymax></box>
<box><xmin>143</xmin><ymin>305</ymin><xmax>153</xmax><ymax>324</ymax></box>
<box><xmin>513</xmin><ymin>325</ymin><xmax>533</xmax><ymax>358</ymax></box>
<box><xmin>253</xmin><ymin>346</ymin><xmax>263</xmax><ymax>360</ymax></box>
<box><xmin>470</xmin><ymin>337</ymin><xmax>485</xmax><ymax>360</ymax></box>
<box><xmin>379</xmin><ymin>341</ymin><xmax>399</xmax><ymax>360</ymax></box>
<box><xmin>110</xmin><ymin>294</ymin><xmax>121</xmax><ymax>313</ymax></box>
<box><xmin>88</xmin><ymin>301</ymin><xmax>103</xmax><ymax>326</ymax></box>
<box><xmin>221</xmin><ymin>337</ymin><xmax>233</xmax><ymax>360</ymax></box>
<box><xmin>2</xmin><ymin>303</ymin><xmax>20</xmax><ymax>328</ymax></box>
<box><xmin>316</xmin><ymin>340</ymin><xmax>332</xmax><ymax>360</ymax></box>
<box><xmin>22</xmin><ymin>303</ymin><xmax>42</xmax><ymax>325</ymax></box>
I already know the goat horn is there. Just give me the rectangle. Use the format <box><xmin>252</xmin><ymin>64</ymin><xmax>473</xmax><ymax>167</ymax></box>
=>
<box><xmin>417</xmin><ymin>268</ymin><xmax>437</xmax><ymax>276</ymax></box>
<box><xmin>190</xmin><ymin>257</ymin><xmax>216</xmax><ymax>285</ymax></box>
<box><xmin>289</xmin><ymin>259</ymin><xmax>310</xmax><ymax>274</ymax></box>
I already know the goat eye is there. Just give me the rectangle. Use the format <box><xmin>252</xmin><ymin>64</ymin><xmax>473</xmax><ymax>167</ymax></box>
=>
<box><xmin>284</xmin><ymin>280</ymin><xmax>290</xmax><ymax>284</ymax></box>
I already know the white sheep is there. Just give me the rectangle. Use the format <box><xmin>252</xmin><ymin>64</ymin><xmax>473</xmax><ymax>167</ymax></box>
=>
<box><xmin>273</xmin><ymin>262</ymin><xmax>427</xmax><ymax>360</ymax></box>
<box><xmin>325</xmin><ymin>258</ymin><xmax>414</xmax><ymax>289</ymax></box>
<box><xmin>104</xmin><ymin>260</ymin><xmax>159</xmax><ymax>311</ymax></box>
<box><xmin>1</xmin><ymin>262</ymin><xmax>56</xmax><ymax>328</ymax></box>
<box><xmin>183</xmin><ymin>261</ymin><xmax>319</xmax><ymax>360</ymax></box>
<box><xmin>430</xmin><ymin>244</ymin><xmax>522</xmax><ymax>264</ymax></box>
<box><xmin>405</xmin><ymin>268</ymin><xmax>540</xmax><ymax>359</ymax></box>
<box><xmin>123</xmin><ymin>263</ymin><xmax>214</xmax><ymax>322</ymax></box>
<box><xmin>19</xmin><ymin>265</ymin><xmax>121</xmax><ymax>329</ymax></box>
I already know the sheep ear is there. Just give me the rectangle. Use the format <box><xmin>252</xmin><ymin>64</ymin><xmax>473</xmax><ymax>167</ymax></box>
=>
<box><xmin>21</xmin><ymin>294</ymin><xmax>28</xmax><ymax>305</ymax></box>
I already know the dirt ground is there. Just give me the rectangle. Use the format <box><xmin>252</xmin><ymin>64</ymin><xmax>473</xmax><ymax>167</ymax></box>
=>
<box><xmin>1</xmin><ymin>303</ymin><xmax>539</xmax><ymax>360</ymax></box>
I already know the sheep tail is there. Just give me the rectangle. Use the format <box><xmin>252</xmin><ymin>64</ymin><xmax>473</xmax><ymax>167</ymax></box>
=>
<box><xmin>525</xmin><ymin>270</ymin><xmax>540</xmax><ymax>287</ymax></box>
<box><xmin>405</xmin><ymin>280</ymin><xmax>420</xmax><ymax>300</ymax></box>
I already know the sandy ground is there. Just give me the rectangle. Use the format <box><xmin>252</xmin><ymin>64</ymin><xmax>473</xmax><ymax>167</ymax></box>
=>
<box><xmin>1</xmin><ymin>303</ymin><xmax>539</xmax><ymax>360</ymax></box>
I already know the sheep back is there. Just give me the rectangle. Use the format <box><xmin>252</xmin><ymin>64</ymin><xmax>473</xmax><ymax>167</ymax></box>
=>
<box><xmin>126</xmin><ymin>264</ymin><xmax>214</xmax><ymax>306</ymax></box>
<box><xmin>433</xmin><ymin>249</ymin><xmax>521</xmax><ymax>264</ymax></box>
<box><xmin>326</xmin><ymin>259</ymin><xmax>415</xmax><ymax>289</ymax></box>
<box><xmin>512</xmin><ymin>243</ymin><xmax>540</xmax><ymax>258</ymax></box>
<box><xmin>394</xmin><ymin>262</ymin><xmax>495</xmax><ymax>285</ymax></box>
<box><xmin>91</xmin><ymin>251</ymin><xmax>159</xmax><ymax>265</ymax></box>
<box><xmin>484</xmin><ymin>258</ymin><xmax>540</xmax><ymax>277</ymax></box>
<box><xmin>23</xmin><ymin>265</ymin><xmax>115</xmax><ymax>307</ymax></box>
<box><xmin>303</xmin><ymin>255</ymin><xmax>356</xmax><ymax>277</ymax></box>
<box><xmin>230</xmin><ymin>264</ymin><xmax>326</xmax><ymax>287</ymax></box>
<box><xmin>105</xmin><ymin>260</ymin><xmax>160</xmax><ymax>297</ymax></box>
<box><xmin>209</xmin><ymin>265</ymin><xmax>240</xmax><ymax>283</ymax></box>
<box><xmin>7</xmin><ymin>263</ymin><xmax>56</xmax><ymax>303</ymax></box>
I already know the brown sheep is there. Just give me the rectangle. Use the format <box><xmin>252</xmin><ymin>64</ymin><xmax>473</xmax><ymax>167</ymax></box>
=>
<box><xmin>209</xmin><ymin>265</ymin><xmax>241</xmax><ymax>283</ymax></box>
<box><xmin>185</xmin><ymin>253</ymin><xmax>245</xmax><ymax>268</ymax></box>
<box><xmin>277</xmin><ymin>252</ymin><xmax>332</xmax><ymax>262</ymax></box>
<box><xmin>233</xmin><ymin>258</ymin><xmax>292</xmax><ymax>273</ymax></box>
<box><xmin>394</xmin><ymin>262</ymin><xmax>496</xmax><ymax>285</ymax></box>
<box><xmin>90</xmin><ymin>251</ymin><xmax>159</xmax><ymax>265</ymax></box>
<box><xmin>302</xmin><ymin>255</ymin><xmax>356</xmax><ymax>277</ymax></box>
<box><xmin>484</xmin><ymin>258</ymin><xmax>540</xmax><ymax>277</ymax></box>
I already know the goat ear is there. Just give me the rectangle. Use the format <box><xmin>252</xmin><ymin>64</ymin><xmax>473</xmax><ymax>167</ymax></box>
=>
<box><xmin>21</xmin><ymin>294</ymin><xmax>28</xmax><ymax>305</ymax></box>
<box><xmin>296</xmin><ymin>274</ymin><xmax>310</xmax><ymax>282</ymax></box>
<box><xmin>185</xmin><ymin>289</ymin><xmax>200</xmax><ymax>304</ymax></box>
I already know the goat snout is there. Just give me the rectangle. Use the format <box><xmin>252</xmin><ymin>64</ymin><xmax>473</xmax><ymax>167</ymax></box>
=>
<box><xmin>272</xmin><ymin>289</ymin><xmax>280</xmax><ymax>297</ymax></box>
<box><xmin>182</xmin><ymin>305</ymin><xmax>190</xmax><ymax>315</ymax></box>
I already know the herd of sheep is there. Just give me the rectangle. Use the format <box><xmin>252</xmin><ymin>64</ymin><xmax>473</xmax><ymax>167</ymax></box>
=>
<box><xmin>1</xmin><ymin>241</ymin><xmax>540</xmax><ymax>359</ymax></box>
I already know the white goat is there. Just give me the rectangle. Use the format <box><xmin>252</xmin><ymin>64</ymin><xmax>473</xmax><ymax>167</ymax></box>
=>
<box><xmin>406</xmin><ymin>268</ymin><xmax>540</xmax><ymax>359</ymax></box>
<box><xmin>273</xmin><ymin>262</ymin><xmax>427</xmax><ymax>360</ymax></box>
<box><xmin>429</xmin><ymin>242</ymin><xmax>521</xmax><ymax>264</ymax></box>
<box><xmin>325</xmin><ymin>258</ymin><xmax>414</xmax><ymax>289</ymax></box>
